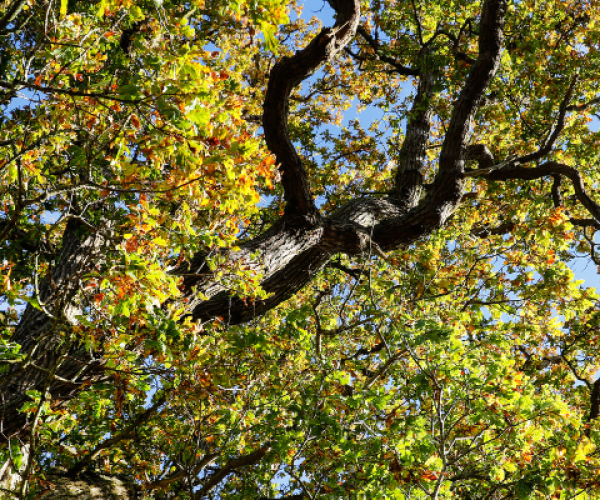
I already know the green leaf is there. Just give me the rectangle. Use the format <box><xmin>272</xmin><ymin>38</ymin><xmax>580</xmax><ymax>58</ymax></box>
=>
<box><xmin>261</xmin><ymin>23</ymin><xmax>278</xmax><ymax>51</ymax></box>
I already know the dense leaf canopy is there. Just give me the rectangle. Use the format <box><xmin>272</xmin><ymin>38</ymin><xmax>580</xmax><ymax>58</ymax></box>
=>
<box><xmin>2</xmin><ymin>0</ymin><xmax>600</xmax><ymax>498</ymax></box>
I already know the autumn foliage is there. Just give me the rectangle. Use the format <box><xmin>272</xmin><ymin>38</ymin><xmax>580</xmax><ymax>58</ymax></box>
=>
<box><xmin>2</xmin><ymin>0</ymin><xmax>600</xmax><ymax>499</ymax></box>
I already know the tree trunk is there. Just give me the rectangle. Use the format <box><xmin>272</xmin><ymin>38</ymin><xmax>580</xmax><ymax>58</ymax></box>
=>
<box><xmin>36</xmin><ymin>474</ymin><xmax>137</xmax><ymax>500</ymax></box>
<box><xmin>0</xmin><ymin>0</ymin><xmax>509</xmax><ymax>443</ymax></box>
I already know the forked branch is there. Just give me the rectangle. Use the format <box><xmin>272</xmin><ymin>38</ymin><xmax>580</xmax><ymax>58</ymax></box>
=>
<box><xmin>263</xmin><ymin>0</ymin><xmax>360</xmax><ymax>220</ymax></box>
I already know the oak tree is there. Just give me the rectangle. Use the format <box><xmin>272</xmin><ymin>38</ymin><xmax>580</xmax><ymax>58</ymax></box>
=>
<box><xmin>2</xmin><ymin>0</ymin><xmax>600</xmax><ymax>498</ymax></box>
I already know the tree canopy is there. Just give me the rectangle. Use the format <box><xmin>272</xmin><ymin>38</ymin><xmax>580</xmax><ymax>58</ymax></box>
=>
<box><xmin>2</xmin><ymin>0</ymin><xmax>600</xmax><ymax>498</ymax></box>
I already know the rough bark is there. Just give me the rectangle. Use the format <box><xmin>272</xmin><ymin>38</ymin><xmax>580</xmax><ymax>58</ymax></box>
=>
<box><xmin>5</xmin><ymin>0</ymin><xmax>600</xmax><ymax>497</ymax></box>
<box><xmin>393</xmin><ymin>52</ymin><xmax>435</xmax><ymax>207</ymax></box>
<box><xmin>187</xmin><ymin>0</ymin><xmax>509</xmax><ymax>324</ymax></box>
<box><xmin>1</xmin><ymin>219</ymin><xmax>111</xmax><ymax>437</ymax></box>
<box><xmin>34</xmin><ymin>473</ymin><xmax>138</xmax><ymax>500</ymax></box>
<box><xmin>263</xmin><ymin>0</ymin><xmax>360</xmax><ymax>220</ymax></box>
<box><xmin>0</xmin><ymin>0</ymin><xmax>512</xmax><ymax>444</ymax></box>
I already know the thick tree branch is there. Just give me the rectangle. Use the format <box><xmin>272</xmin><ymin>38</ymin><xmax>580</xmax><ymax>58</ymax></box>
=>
<box><xmin>0</xmin><ymin>221</ymin><xmax>54</xmax><ymax>254</ymax></box>
<box><xmin>467</xmin><ymin>161</ymin><xmax>600</xmax><ymax>222</ymax></box>
<box><xmin>188</xmin><ymin>1</ymin><xmax>509</xmax><ymax>323</ymax></box>
<box><xmin>144</xmin><ymin>452</ymin><xmax>218</xmax><ymax>491</ymax></box>
<box><xmin>551</xmin><ymin>174</ymin><xmax>563</xmax><ymax>208</ymax></box>
<box><xmin>425</xmin><ymin>19</ymin><xmax>477</xmax><ymax>65</ymax></box>
<box><xmin>37</xmin><ymin>473</ymin><xmax>138</xmax><ymax>500</ymax></box>
<box><xmin>471</xmin><ymin>221</ymin><xmax>515</xmax><ymax>237</ymax></box>
<box><xmin>325</xmin><ymin>261</ymin><xmax>364</xmax><ymax>279</ymax></box>
<box><xmin>263</xmin><ymin>0</ymin><xmax>360</xmax><ymax>220</ymax></box>
<box><xmin>566</xmin><ymin>96</ymin><xmax>600</xmax><ymax>112</ymax></box>
<box><xmin>570</xmin><ymin>218</ymin><xmax>600</xmax><ymax>230</ymax></box>
<box><xmin>1</xmin><ymin>0</ymin><xmax>511</xmax><ymax>443</ymax></box>
<box><xmin>392</xmin><ymin>59</ymin><xmax>435</xmax><ymax>207</ymax></box>
<box><xmin>438</xmin><ymin>0</ymin><xmax>506</xmax><ymax>175</ymax></box>
<box><xmin>0</xmin><ymin>219</ymin><xmax>111</xmax><ymax>438</ymax></box>
<box><xmin>465</xmin><ymin>144</ymin><xmax>495</xmax><ymax>170</ymax></box>
<box><xmin>194</xmin><ymin>446</ymin><xmax>270</xmax><ymax>499</ymax></box>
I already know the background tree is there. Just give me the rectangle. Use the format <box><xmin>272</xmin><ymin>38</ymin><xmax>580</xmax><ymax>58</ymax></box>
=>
<box><xmin>1</xmin><ymin>0</ymin><xmax>600</xmax><ymax>498</ymax></box>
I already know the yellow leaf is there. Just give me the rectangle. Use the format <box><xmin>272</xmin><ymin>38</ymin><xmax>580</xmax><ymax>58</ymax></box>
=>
<box><xmin>60</xmin><ymin>0</ymin><xmax>68</xmax><ymax>18</ymax></box>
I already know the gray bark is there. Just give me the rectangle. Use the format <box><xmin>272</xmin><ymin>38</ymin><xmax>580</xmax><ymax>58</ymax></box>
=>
<box><xmin>7</xmin><ymin>0</ymin><xmax>600</xmax><ymax>497</ymax></box>
<box><xmin>0</xmin><ymin>0</ymin><xmax>510</xmax><ymax>443</ymax></box>
<box><xmin>35</xmin><ymin>474</ymin><xmax>137</xmax><ymax>500</ymax></box>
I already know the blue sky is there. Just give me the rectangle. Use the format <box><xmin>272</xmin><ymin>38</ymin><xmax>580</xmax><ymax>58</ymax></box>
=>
<box><xmin>294</xmin><ymin>0</ymin><xmax>600</xmax><ymax>294</ymax></box>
